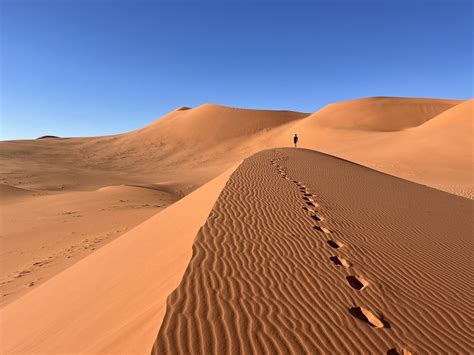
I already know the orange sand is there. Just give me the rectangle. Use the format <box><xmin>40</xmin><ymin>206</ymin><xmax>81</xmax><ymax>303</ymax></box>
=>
<box><xmin>153</xmin><ymin>149</ymin><xmax>472</xmax><ymax>354</ymax></box>
<box><xmin>0</xmin><ymin>96</ymin><xmax>472</xmax><ymax>353</ymax></box>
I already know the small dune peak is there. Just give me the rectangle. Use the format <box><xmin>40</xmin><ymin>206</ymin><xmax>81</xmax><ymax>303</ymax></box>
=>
<box><xmin>174</xmin><ymin>106</ymin><xmax>191</xmax><ymax>111</ymax></box>
<box><xmin>36</xmin><ymin>135</ymin><xmax>60</xmax><ymax>140</ymax></box>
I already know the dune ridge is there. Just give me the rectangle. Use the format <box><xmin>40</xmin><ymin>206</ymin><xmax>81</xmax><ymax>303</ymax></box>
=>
<box><xmin>309</xmin><ymin>97</ymin><xmax>462</xmax><ymax>131</ymax></box>
<box><xmin>153</xmin><ymin>148</ymin><xmax>472</xmax><ymax>354</ymax></box>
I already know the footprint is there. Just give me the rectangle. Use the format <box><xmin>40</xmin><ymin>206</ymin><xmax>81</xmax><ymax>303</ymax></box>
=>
<box><xmin>346</xmin><ymin>275</ymin><xmax>369</xmax><ymax>290</ymax></box>
<box><xmin>329</xmin><ymin>256</ymin><xmax>351</xmax><ymax>268</ymax></box>
<box><xmin>314</xmin><ymin>226</ymin><xmax>332</xmax><ymax>234</ymax></box>
<box><xmin>307</xmin><ymin>201</ymin><xmax>320</xmax><ymax>208</ymax></box>
<box><xmin>326</xmin><ymin>239</ymin><xmax>343</xmax><ymax>248</ymax></box>
<box><xmin>310</xmin><ymin>214</ymin><xmax>324</xmax><ymax>221</ymax></box>
<box><xmin>14</xmin><ymin>270</ymin><xmax>31</xmax><ymax>278</ymax></box>
<box><xmin>349</xmin><ymin>306</ymin><xmax>390</xmax><ymax>328</ymax></box>
<box><xmin>387</xmin><ymin>349</ymin><xmax>412</xmax><ymax>355</ymax></box>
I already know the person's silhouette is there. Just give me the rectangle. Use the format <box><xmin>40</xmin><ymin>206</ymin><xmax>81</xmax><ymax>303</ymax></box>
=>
<box><xmin>293</xmin><ymin>133</ymin><xmax>299</xmax><ymax>148</ymax></box>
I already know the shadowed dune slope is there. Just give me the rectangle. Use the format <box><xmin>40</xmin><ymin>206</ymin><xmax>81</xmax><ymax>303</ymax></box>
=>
<box><xmin>0</xmin><ymin>184</ymin><xmax>34</xmax><ymax>202</ymax></box>
<box><xmin>153</xmin><ymin>148</ymin><xmax>472</xmax><ymax>354</ymax></box>
<box><xmin>405</xmin><ymin>98</ymin><xmax>472</xmax><ymax>154</ymax></box>
<box><xmin>0</xmin><ymin>164</ymin><xmax>240</xmax><ymax>354</ymax></box>
<box><xmin>392</xmin><ymin>99</ymin><xmax>473</xmax><ymax>194</ymax></box>
<box><xmin>303</xmin><ymin>97</ymin><xmax>462</xmax><ymax>131</ymax></box>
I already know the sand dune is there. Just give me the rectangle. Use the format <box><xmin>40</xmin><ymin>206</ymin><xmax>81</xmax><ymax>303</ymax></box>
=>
<box><xmin>302</xmin><ymin>97</ymin><xmax>461</xmax><ymax>131</ymax></box>
<box><xmin>0</xmin><ymin>97</ymin><xmax>468</xmax><ymax>196</ymax></box>
<box><xmin>383</xmin><ymin>99</ymin><xmax>473</xmax><ymax>197</ymax></box>
<box><xmin>131</xmin><ymin>103</ymin><xmax>308</xmax><ymax>144</ymax></box>
<box><xmin>0</xmin><ymin>105</ymin><xmax>309</xmax><ymax>305</ymax></box>
<box><xmin>0</xmin><ymin>164</ymin><xmax>239</xmax><ymax>354</ymax></box>
<box><xmin>0</xmin><ymin>96</ymin><xmax>471</xmax><ymax>349</ymax></box>
<box><xmin>153</xmin><ymin>148</ymin><xmax>472</xmax><ymax>354</ymax></box>
<box><xmin>289</xmin><ymin>98</ymin><xmax>472</xmax><ymax>197</ymax></box>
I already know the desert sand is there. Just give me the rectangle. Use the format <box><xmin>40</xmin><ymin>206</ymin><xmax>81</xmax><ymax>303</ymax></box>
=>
<box><xmin>153</xmin><ymin>149</ymin><xmax>471</xmax><ymax>354</ymax></box>
<box><xmin>0</xmin><ymin>164</ymin><xmax>239</xmax><ymax>354</ymax></box>
<box><xmin>0</xmin><ymin>184</ymin><xmax>178</xmax><ymax>305</ymax></box>
<box><xmin>0</xmin><ymin>96</ymin><xmax>472</xmax><ymax>353</ymax></box>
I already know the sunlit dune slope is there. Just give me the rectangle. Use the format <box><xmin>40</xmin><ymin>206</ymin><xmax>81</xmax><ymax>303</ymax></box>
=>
<box><xmin>0</xmin><ymin>105</ymin><xmax>307</xmax><ymax>192</ymax></box>
<box><xmin>304</xmin><ymin>97</ymin><xmax>461</xmax><ymax>131</ymax></box>
<box><xmin>132</xmin><ymin>103</ymin><xmax>308</xmax><ymax>143</ymax></box>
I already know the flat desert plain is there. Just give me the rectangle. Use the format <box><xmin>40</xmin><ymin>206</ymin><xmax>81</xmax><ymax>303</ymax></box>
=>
<box><xmin>0</xmin><ymin>97</ymin><xmax>472</xmax><ymax>354</ymax></box>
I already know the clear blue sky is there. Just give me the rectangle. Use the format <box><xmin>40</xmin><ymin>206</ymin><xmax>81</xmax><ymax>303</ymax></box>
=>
<box><xmin>1</xmin><ymin>0</ymin><xmax>472</xmax><ymax>140</ymax></box>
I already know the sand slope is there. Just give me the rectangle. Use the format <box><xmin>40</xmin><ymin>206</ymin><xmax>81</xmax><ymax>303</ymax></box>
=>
<box><xmin>289</xmin><ymin>98</ymin><xmax>472</xmax><ymax>198</ymax></box>
<box><xmin>0</xmin><ymin>184</ymin><xmax>34</xmax><ymax>202</ymax></box>
<box><xmin>380</xmin><ymin>98</ymin><xmax>473</xmax><ymax>197</ymax></box>
<box><xmin>153</xmin><ymin>148</ymin><xmax>472</xmax><ymax>354</ymax></box>
<box><xmin>0</xmin><ymin>185</ymin><xmax>178</xmax><ymax>306</ymax></box>
<box><xmin>303</xmin><ymin>97</ymin><xmax>462</xmax><ymax>131</ymax></box>
<box><xmin>0</xmin><ymin>164</ymin><xmax>239</xmax><ymax>354</ymax></box>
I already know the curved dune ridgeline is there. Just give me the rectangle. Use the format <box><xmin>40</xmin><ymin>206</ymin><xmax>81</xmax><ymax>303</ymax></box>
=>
<box><xmin>153</xmin><ymin>148</ymin><xmax>472</xmax><ymax>354</ymax></box>
<box><xmin>304</xmin><ymin>97</ymin><xmax>462</xmax><ymax>131</ymax></box>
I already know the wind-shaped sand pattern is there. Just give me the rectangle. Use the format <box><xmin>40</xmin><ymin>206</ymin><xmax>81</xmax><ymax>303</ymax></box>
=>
<box><xmin>153</xmin><ymin>148</ymin><xmax>471</xmax><ymax>354</ymax></box>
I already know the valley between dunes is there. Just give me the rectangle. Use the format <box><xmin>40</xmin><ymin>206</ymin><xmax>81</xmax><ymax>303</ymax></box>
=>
<box><xmin>0</xmin><ymin>96</ymin><xmax>472</xmax><ymax>354</ymax></box>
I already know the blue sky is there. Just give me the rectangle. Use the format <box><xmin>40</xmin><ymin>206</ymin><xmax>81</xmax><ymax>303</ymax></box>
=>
<box><xmin>1</xmin><ymin>0</ymin><xmax>472</xmax><ymax>140</ymax></box>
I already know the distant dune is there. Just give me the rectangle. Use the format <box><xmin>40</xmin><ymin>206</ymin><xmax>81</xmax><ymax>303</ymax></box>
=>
<box><xmin>36</xmin><ymin>135</ymin><xmax>61</xmax><ymax>140</ymax></box>
<box><xmin>131</xmin><ymin>103</ymin><xmax>308</xmax><ymax>144</ymax></box>
<box><xmin>306</xmin><ymin>97</ymin><xmax>462</xmax><ymax>131</ymax></box>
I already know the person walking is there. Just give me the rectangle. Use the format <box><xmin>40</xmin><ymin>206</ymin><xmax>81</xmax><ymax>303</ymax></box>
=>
<box><xmin>293</xmin><ymin>133</ymin><xmax>299</xmax><ymax>148</ymax></box>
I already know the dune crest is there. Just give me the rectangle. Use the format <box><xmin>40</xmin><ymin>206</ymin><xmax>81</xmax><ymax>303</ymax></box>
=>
<box><xmin>309</xmin><ymin>97</ymin><xmax>461</xmax><ymax>131</ymax></box>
